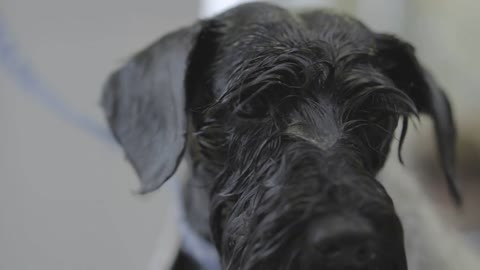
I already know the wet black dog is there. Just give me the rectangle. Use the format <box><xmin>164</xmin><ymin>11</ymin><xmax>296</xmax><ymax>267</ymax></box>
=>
<box><xmin>101</xmin><ymin>3</ymin><xmax>460</xmax><ymax>270</ymax></box>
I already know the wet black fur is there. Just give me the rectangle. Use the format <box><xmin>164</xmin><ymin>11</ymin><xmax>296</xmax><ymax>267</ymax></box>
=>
<box><xmin>101</xmin><ymin>3</ymin><xmax>459</xmax><ymax>270</ymax></box>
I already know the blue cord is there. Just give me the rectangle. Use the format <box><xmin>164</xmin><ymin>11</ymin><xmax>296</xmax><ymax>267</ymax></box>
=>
<box><xmin>0</xmin><ymin>17</ymin><xmax>117</xmax><ymax>149</ymax></box>
<box><xmin>0</xmin><ymin>17</ymin><xmax>223</xmax><ymax>269</ymax></box>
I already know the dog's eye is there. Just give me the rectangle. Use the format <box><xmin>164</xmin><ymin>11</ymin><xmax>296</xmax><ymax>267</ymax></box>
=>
<box><xmin>367</xmin><ymin>114</ymin><xmax>385</xmax><ymax>123</ymax></box>
<box><xmin>234</xmin><ymin>96</ymin><xmax>269</xmax><ymax>119</ymax></box>
<box><xmin>365</xmin><ymin>113</ymin><xmax>395</xmax><ymax>128</ymax></box>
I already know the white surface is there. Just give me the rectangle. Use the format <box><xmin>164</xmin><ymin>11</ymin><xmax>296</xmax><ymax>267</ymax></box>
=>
<box><xmin>381</xmin><ymin>157</ymin><xmax>480</xmax><ymax>270</ymax></box>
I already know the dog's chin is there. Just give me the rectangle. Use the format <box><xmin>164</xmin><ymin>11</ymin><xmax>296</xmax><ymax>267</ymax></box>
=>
<box><xmin>230</xmin><ymin>255</ymin><xmax>404</xmax><ymax>270</ymax></box>
<box><xmin>292</xmin><ymin>257</ymin><xmax>405</xmax><ymax>270</ymax></box>
<box><xmin>218</xmin><ymin>232</ymin><xmax>406</xmax><ymax>270</ymax></box>
<box><xmin>222</xmin><ymin>228</ymin><xmax>407</xmax><ymax>270</ymax></box>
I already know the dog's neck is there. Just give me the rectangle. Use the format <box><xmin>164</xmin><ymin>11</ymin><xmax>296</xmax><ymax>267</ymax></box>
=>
<box><xmin>178</xmin><ymin>205</ymin><xmax>220</xmax><ymax>270</ymax></box>
<box><xmin>179</xmin><ymin>164</ymin><xmax>220</xmax><ymax>270</ymax></box>
<box><xmin>183</xmin><ymin>166</ymin><xmax>212</xmax><ymax>239</ymax></box>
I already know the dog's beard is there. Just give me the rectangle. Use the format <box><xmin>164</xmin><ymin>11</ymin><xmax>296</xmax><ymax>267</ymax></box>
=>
<box><xmin>209</xmin><ymin>139</ymin><xmax>405</xmax><ymax>270</ymax></box>
<box><xmin>200</xmin><ymin>53</ymin><xmax>412</xmax><ymax>269</ymax></box>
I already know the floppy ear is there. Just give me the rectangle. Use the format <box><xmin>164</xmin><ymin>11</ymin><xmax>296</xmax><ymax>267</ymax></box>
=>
<box><xmin>101</xmin><ymin>23</ymin><xmax>204</xmax><ymax>193</ymax></box>
<box><xmin>375</xmin><ymin>34</ymin><xmax>461</xmax><ymax>204</ymax></box>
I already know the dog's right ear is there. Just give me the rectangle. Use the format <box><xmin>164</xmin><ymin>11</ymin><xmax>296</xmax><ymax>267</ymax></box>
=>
<box><xmin>374</xmin><ymin>34</ymin><xmax>461</xmax><ymax>204</ymax></box>
<box><xmin>101</xmin><ymin>23</ymin><xmax>206</xmax><ymax>193</ymax></box>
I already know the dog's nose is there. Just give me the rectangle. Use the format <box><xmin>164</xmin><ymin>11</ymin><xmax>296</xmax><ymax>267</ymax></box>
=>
<box><xmin>308</xmin><ymin>215</ymin><xmax>377</xmax><ymax>268</ymax></box>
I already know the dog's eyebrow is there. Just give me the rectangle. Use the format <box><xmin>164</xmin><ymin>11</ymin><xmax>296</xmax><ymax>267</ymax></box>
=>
<box><xmin>337</xmin><ymin>67</ymin><xmax>417</xmax><ymax>116</ymax></box>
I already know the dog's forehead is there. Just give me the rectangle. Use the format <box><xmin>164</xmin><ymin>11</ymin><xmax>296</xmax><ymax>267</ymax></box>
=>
<box><xmin>300</xmin><ymin>9</ymin><xmax>373</xmax><ymax>42</ymax></box>
<box><xmin>216</xmin><ymin>7</ymin><xmax>374</xmax><ymax>52</ymax></box>
<box><xmin>210</xmin><ymin>8</ymin><xmax>376</xmax><ymax>95</ymax></box>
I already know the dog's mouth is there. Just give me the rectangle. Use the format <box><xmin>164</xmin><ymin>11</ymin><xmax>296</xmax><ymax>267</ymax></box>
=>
<box><xmin>212</xmin><ymin>200</ymin><xmax>406</xmax><ymax>270</ymax></box>
<box><xmin>207</xmin><ymin>134</ymin><xmax>407</xmax><ymax>270</ymax></box>
<box><xmin>279</xmin><ymin>212</ymin><xmax>409</xmax><ymax>270</ymax></box>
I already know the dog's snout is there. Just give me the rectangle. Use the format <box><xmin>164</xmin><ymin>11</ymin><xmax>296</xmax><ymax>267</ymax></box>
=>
<box><xmin>308</xmin><ymin>215</ymin><xmax>377</xmax><ymax>268</ymax></box>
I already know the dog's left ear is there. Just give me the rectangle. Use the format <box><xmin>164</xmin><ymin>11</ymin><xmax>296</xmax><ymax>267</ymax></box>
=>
<box><xmin>101</xmin><ymin>23</ymin><xmax>204</xmax><ymax>193</ymax></box>
<box><xmin>375</xmin><ymin>34</ymin><xmax>461</xmax><ymax>204</ymax></box>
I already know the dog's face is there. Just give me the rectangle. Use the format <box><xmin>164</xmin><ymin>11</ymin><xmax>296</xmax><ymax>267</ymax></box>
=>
<box><xmin>101</xmin><ymin>3</ymin><xmax>458</xmax><ymax>270</ymax></box>
<box><xmin>198</xmin><ymin>35</ymin><xmax>411</xmax><ymax>269</ymax></box>
<box><xmin>199</xmin><ymin>35</ymin><xmax>410</xmax><ymax>270</ymax></box>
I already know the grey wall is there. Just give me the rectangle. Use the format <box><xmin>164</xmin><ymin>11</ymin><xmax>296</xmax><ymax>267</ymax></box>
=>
<box><xmin>0</xmin><ymin>1</ymin><xmax>199</xmax><ymax>269</ymax></box>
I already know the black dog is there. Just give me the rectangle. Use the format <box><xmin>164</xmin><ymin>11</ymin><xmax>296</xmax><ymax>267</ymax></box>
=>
<box><xmin>101</xmin><ymin>3</ymin><xmax>460</xmax><ymax>270</ymax></box>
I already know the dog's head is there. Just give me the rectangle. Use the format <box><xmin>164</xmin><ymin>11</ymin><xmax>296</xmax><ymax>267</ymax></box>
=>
<box><xmin>102</xmin><ymin>3</ymin><xmax>458</xmax><ymax>270</ymax></box>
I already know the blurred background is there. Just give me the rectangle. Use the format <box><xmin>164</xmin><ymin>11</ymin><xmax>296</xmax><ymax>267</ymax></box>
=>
<box><xmin>0</xmin><ymin>0</ymin><xmax>478</xmax><ymax>269</ymax></box>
